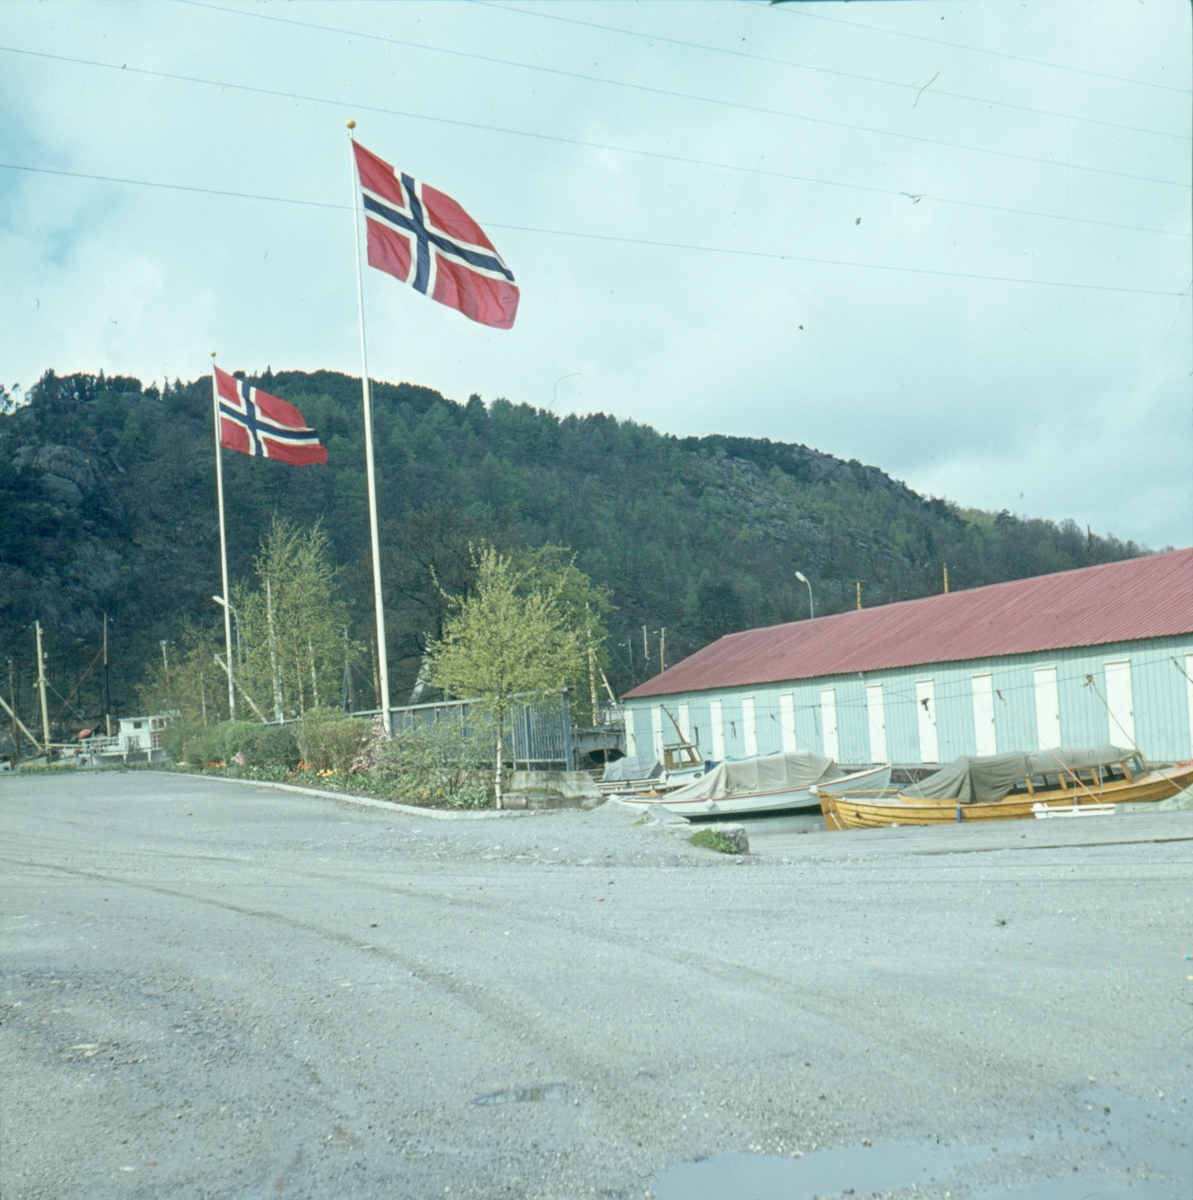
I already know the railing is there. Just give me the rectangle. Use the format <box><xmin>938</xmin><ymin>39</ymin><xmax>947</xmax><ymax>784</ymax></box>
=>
<box><xmin>354</xmin><ymin>692</ymin><xmax>576</xmax><ymax>772</ymax></box>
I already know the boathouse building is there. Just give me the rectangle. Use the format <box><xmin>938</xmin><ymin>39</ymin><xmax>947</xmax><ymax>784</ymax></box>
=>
<box><xmin>622</xmin><ymin>548</ymin><xmax>1193</xmax><ymax>767</ymax></box>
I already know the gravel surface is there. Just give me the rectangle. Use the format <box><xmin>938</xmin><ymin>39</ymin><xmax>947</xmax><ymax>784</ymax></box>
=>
<box><xmin>2</xmin><ymin>770</ymin><xmax>1190</xmax><ymax>1199</ymax></box>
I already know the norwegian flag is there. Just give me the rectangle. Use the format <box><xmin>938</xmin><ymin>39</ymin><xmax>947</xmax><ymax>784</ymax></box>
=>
<box><xmin>352</xmin><ymin>140</ymin><xmax>519</xmax><ymax>330</ymax></box>
<box><xmin>214</xmin><ymin>366</ymin><xmax>327</xmax><ymax>465</ymax></box>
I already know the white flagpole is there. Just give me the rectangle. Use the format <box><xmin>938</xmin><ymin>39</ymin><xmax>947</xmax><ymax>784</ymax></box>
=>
<box><xmin>347</xmin><ymin>121</ymin><xmax>392</xmax><ymax>733</ymax></box>
<box><xmin>210</xmin><ymin>353</ymin><xmax>237</xmax><ymax>720</ymax></box>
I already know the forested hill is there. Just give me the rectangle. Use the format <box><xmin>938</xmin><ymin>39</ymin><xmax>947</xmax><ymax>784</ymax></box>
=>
<box><xmin>1</xmin><ymin>368</ymin><xmax>1146</xmax><ymax>723</ymax></box>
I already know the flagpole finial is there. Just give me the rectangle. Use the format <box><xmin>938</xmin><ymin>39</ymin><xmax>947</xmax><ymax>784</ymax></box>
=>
<box><xmin>210</xmin><ymin>351</ymin><xmax>216</xmax><ymax>358</ymax></box>
<box><xmin>346</xmin><ymin>119</ymin><xmax>356</xmax><ymax>130</ymax></box>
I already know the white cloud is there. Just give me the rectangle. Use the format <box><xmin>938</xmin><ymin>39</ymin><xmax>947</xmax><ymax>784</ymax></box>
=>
<box><xmin>1</xmin><ymin>0</ymin><xmax>1189</xmax><ymax>545</ymax></box>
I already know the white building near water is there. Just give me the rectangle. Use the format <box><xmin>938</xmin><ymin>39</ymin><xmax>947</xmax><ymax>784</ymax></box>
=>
<box><xmin>623</xmin><ymin>549</ymin><xmax>1193</xmax><ymax>768</ymax></box>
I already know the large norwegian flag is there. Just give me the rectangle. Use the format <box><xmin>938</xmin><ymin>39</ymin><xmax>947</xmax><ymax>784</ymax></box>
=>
<box><xmin>214</xmin><ymin>366</ymin><xmax>327</xmax><ymax>465</ymax></box>
<box><xmin>352</xmin><ymin>140</ymin><xmax>519</xmax><ymax>330</ymax></box>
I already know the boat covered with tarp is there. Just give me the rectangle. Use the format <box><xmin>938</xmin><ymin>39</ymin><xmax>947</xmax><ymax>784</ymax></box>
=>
<box><xmin>617</xmin><ymin>750</ymin><xmax>892</xmax><ymax>816</ymax></box>
<box><xmin>820</xmin><ymin>744</ymin><xmax>1193</xmax><ymax>829</ymax></box>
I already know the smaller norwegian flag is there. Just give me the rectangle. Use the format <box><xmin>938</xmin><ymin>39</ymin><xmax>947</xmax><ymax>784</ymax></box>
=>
<box><xmin>353</xmin><ymin>140</ymin><xmax>519</xmax><ymax>330</ymax></box>
<box><xmin>215</xmin><ymin>366</ymin><xmax>327</xmax><ymax>465</ymax></box>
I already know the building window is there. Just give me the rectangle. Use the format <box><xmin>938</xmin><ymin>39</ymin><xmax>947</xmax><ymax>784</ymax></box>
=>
<box><xmin>915</xmin><ymin>679</ymin><xmax>939</xmax><ymax>763</ymax></box>
<box><xmin>971</xmin><ymin>673</ymin><xmax>997</xmax><ymax>756</ymax></box>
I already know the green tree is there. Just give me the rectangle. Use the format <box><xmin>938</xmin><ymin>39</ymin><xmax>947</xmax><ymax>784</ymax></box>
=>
<box><xmin>235</xmin><ymin>517</ymin><xmax>358</xmax><ymax>720</ymax></box>
<box><xmin>428</xmin><ymin>544</ymin><xmax>583</xmax><ymax>806</ymax></box>
<box><xmin>507</xmin><ymin>544</ymin><xmax>613</xmax><ymax>721</ymax></box>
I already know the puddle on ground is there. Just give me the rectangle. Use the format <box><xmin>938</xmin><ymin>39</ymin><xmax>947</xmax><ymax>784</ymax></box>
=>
<box><xmin>472</xmin><ymin>1083</ymin><xmax>569</xmax><ymax>1106</ymax></box>
<box><xmin>653</xmin><ymin>1084</ymin><xmax>1189</xmax><ymax>1199</ymax></box>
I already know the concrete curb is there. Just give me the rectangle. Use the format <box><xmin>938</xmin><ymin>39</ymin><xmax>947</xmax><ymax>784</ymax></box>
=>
<box><xmin>167</xmin><ymin>771</ymin><xmax>539</xmax><ymax>821</ymax></box>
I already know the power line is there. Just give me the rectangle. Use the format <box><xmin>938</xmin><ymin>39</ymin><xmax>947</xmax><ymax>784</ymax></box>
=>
<box><xmin>2</xmin><ymin>45</ymin><xmax>1187</xmax><ymax>243</ymax></box>
<box><xmin>473</xmin><ymin>0</ymin><xmax>1191</xmax><ymax>143</ymax></box>
<box><xmin>773</xmin><ymin>2</ymin><xmax>1193</xmax><ymax>96</ymax></box>
<box><xmin>170</xmin><ymin>3</ymin><xmax>1189</xmax><ymax>190</ymax></box>
<box><xmin>3</xmin><ymin>161</ymin><xmax>1185</xmax><ymax>299</ymax></box>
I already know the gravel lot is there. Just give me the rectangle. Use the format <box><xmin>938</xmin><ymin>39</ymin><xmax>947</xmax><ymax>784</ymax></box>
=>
<box><xmin>2</xmin><ymin>769</ymin><xmax>1190</xmax><ymax>1199</ymax></box>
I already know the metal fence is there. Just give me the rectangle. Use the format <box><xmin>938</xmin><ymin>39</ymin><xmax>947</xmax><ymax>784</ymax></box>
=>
<box><xmin>357</xmin><ymin>692</ymin><xmax>575</xmax><ymax>772</ymax></box>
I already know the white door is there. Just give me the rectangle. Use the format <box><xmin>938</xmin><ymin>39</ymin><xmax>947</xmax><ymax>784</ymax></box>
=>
<box><xmin>1033</xmin><ymin>667</ymin><xmax>1061</xmax><ymax>749</ymax></box>
<box><xmin>915</xmin><ymin>679</ymin><xmax>939</xmax><ymax>763</ymax></box>
<box><xmin>710</xmin><ymin>699</ymin><xmax>725</xmax><ymax>760</ymax></box>
<box><xmin>651</xmin><ymin>706</ymin><xmax>664</xmax><ymax>759</ymax></box>
<box><xmin>741</xmin><ymin>696</ymin><xmax>758</xmax><ymax>757</ymax></box>
<box><xmin>819</xmin><ymin>688</ymin><xmax>839</xmax><ymax>761</ymax></box>
<box><xmin>625</xmin><ymin>707</ymin><xmax>639</xmax><ymax>756</ymax></box>
<box><xmin>678</xmin><ymin>701</ymin><xmax>691</xmax><ymax>743</ymax></box>
<box><xmin>1104</xmin><ymin>660</ymin><xmax>1135</xmax><ymax>746</ymax></box>
<box><xmin>865</xmin><ymin>683</ymin><xmax>887</xmax><ymax>763</ymax></box>
<box><xmin>1186</xmin><ymin>654</ymin><xmax>1193</xmax><ymax>758</ymax></box>
<box><xmin>779</xmin><ymin>693</ymin><xmax>797</xmax><ymax>752</ymax></box>
<box><xmin>971</xmin><ymin>673</ymin><xmax>997</xmax><ymax>756</ymax></box>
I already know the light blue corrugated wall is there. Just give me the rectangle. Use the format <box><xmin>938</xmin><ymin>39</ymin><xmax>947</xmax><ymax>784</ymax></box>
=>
<box><xmin>625</xmin><ymin>635</ymin><xmax>1193</xmax><ymax>765</ymax></box>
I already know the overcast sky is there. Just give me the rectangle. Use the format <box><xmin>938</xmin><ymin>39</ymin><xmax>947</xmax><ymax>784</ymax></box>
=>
<box><xmin>3</xmin><ymin>1</ymin><xmax>1190</xmax><ymax>548</ymax></box>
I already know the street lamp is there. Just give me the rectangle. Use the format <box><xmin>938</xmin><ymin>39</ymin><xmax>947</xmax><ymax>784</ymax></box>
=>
<box><xmin>795</xmin><ymin>570</ymin><xmax>815</xmax><ymax>620</ymax></box>
<box><xmin>212</xmin><ymin>595</ymin><xmax>242</xmax><ymax>665</ymax></box>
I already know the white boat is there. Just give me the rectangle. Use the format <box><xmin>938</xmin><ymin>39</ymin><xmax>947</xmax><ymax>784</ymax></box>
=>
<box><xmin>615</xmin><ymin>750</ymin><xmax>892</xmax><ymax>817</ymax></box>
<box><xmin>599</xmin><ymin>741</ymin><xmax>710</xmax><ymax>796</ymax></box>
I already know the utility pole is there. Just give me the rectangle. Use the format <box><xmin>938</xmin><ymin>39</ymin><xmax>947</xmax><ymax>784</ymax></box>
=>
<box><xmin>943</xmin><ymin>564</ymin><xmax>950</xmax><ymax>594</ymax></box>
<box><xmin>102</xmin><ymin>612</ymin><xmax>111</xmax><ymax>736</ymax></box>
<box><xmin>856</xmin><ymin>581</ymin><xmax>862</xmax><ymax>610</ymax></box>
<box><xmin>160</xmin><ymin>640</ymin><xmax>171</xmax><ymax>710</ymax></box>
<box><xmin>642</xmin><ymin>625</ymin><xmax>649</xmax><ymax>673</ymax></box>
<box><xmin>266</xmin><ymin>576</ymin><xmax>283</xmax><ymax>721</ymax></box>
<box><xmin>659</xmin><ymin>627</ymin><xmax>666</xmax><ymax>674</ymax></box>
<box><xmin>7</xmin><ymin>658</ymin><xmax>19</xmax><ymax>762</ymax></box>
<box><xmin>35</xmin><ymin>621</ymin><xmax>51</xmax><ymax>754</ymax></box>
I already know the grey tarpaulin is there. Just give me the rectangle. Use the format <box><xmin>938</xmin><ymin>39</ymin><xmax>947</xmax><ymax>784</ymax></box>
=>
<box><xmin>903</xmin><ymin>745</ymin><xmax>1135</xmax><ymax>804</ymax></box>
<box><xmin>601</xmin><ymin>755</ymin><xmax>663</xmax><ymax>783</ymax></box>
<box><xmin>661</xmin><ymin>750</ymin><xmax>843</xmax><ymax>804</ymax></box>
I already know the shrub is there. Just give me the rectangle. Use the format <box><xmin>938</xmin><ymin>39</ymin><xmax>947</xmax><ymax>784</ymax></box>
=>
<box><xmin>235</xmin><ymin>724</ymin><xmax>301</xmax><ymax>772</ymax></box>
<box><xmin>688</xmin><ymin>828</ymin><xmax>744</xmax><ymax>855</ymax></box>
<box><xmin>296</xmin><ymin>707</ymin><xmax>372</xmax><ymax>774</ymax></box>
<box><xmin>165</xmin><ymin>720</ymin><xmax>259</xmax><ymax>767</ymax></box>
<box><xmin>369</xmin><ymin>714</ymin><xmax>494</xmax><ymax>806</ymax></box>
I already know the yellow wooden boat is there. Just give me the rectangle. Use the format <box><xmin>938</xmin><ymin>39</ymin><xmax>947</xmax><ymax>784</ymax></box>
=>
<box><xmin>819</xmin><ymin>747</ymin><xmax>1193</xmax><ymax>830</ymax></box>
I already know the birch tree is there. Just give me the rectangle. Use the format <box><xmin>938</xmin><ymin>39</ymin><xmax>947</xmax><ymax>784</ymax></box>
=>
<box><xmin>428</xmin><ymin>544</ymin><xmax>583</xmax><ymax>807</ymax></box>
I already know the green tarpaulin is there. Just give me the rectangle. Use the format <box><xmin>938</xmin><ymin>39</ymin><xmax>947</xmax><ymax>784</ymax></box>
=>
<box><xmin>903</xmin><ymin>745</ymin><xmax>1135</xmax><ymax>804</ymax></box>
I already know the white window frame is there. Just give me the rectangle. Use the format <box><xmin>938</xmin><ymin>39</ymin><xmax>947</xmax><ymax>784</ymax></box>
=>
<box><xmin>651</xmin><ymin>705</ymin><xmax>664</xmax><ymax>759</ymax></box>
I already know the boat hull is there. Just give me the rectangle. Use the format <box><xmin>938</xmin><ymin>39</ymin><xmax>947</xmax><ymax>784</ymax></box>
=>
<box><xmin>820</xmin><ymin>763</ymin><xmax>1193</xmax><ymax>830</ymax></box>
<box><xmin>620</xmin><ymin>764</ymin><xmax>892</xmax><ymax>817</ymax></box>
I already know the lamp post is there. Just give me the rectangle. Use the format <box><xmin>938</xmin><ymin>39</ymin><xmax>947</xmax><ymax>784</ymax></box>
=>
<box><xmin>795</xmin><ymin>570</ymin><xmax>815</xmax><ymax>620</ymax></box>
<box><xmin>212</xmin><ymin>595</ymin><xmax>243</xmax><ymax>666</ymax></box>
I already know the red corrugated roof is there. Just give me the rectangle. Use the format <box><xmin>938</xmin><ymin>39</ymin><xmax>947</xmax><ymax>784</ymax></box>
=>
<box><xmin>625</xmin><ymin>548</ymin><xmax>1193</xmax><ymax>698</ymax></box>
